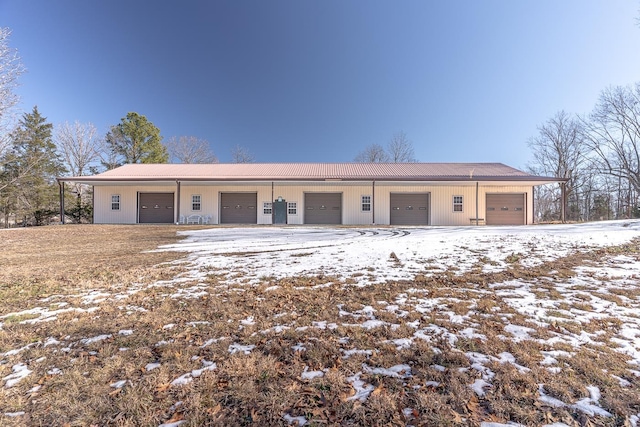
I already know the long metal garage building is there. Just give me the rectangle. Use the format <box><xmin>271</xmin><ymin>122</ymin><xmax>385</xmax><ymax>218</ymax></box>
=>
<box><xmin>57</xmin><ymin>163</ymin><xmax>561</xmax><ymax>226</ymax></box>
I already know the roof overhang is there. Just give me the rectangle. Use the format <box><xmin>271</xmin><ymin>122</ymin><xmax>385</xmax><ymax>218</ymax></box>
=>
<box><xmin>58</xmin><ymin>176</ymin><xmax>564</xmax><ymax>186</ymax></box>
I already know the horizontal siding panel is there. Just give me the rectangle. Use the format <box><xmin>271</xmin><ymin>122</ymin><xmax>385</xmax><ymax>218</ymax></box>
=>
<box><xmin>95</xmin><ymin>185</ymin><xmax>176</xmax><ymax>224</ymax></box>
<box><xmin>94</xmin><ymin>182</ymin><xmax>533</xmax><ymax>226</ymax></box>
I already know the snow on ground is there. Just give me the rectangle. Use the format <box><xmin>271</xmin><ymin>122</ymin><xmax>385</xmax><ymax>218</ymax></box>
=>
<box><xmin>2</xmin><ymin>220</ymin><xmax>640</xmax><ymax>425</ymax></box>
<box><xmin>155</xmin><ymin>220</ymin><xmax>640</xmax><ymax>286</ymax></box>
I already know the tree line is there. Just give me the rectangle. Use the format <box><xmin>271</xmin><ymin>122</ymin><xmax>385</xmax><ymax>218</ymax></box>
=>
<box><xmin>527</xmin><ymin>83</ymin><xmax>640</xmax><ymax>222</ymax></box>
<box><xmin>0</xmin><ymin>26</ymin><xmax>419</xmax><ymax>227</ymax></box>
<box><xmin>0</xmin><ymin>28</ymin><xmax>259</xmax><ymax>227</ymax></box>
<box><xmin>3</xmin><ymin>23</ymin><xmax>638</xmax><ymax>227</ymax></box>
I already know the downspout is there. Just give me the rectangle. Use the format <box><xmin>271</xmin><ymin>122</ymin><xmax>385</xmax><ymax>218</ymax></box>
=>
<box><xmin>475</xmin><ymin>181</ymin><xmax>479</xmax><ymax>226</ymax></box>
<box><xmin>176</xmin><ymin>180</ymin><xmax>181</xmax><ymax>224</ymax></box>
<box><xmin>58</xmin><ymin>179</ymin><xmax>65</xmax><ymax>225</ymax></box>
<box><xmin>372</xmin><ymin>180</ymin><xmax>375</xmax><ymax>225</ymax></box>
<box><xmin>271</xmin><ymin>182</ymin><xmax>274</xmax><ymax>225</ymax></box>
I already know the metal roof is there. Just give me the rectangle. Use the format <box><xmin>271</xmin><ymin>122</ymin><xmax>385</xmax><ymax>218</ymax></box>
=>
<box><xmin>58</xmin><ymin>163</ymin><xmax>562</xmax><ymax>183</ymax></box>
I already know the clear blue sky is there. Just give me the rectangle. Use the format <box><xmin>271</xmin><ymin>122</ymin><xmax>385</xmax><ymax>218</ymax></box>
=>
<box><xmin>1</xmin><ymin>0</ymin><xmax>639</xmax><ymax>167</ymax></box>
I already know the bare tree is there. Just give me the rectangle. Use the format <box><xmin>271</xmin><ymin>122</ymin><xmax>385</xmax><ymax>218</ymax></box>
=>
<box><xmin>55</xmin><ymin>121</ymin><xmax>101</xmax><ymax>178</ymax></box>
<box><xmin>54</xmin><ymin>121</ymin><xmax>101</xmax><ymax>223</ymax></box>
<box><xmin>231</xmin><ymin>144</ymin><xmax>255</xmax><ymax>163</ymax></box>
<box><xmin>527</xmin><ymin>111</ymin><xmax>588</xmax><ymax>221</ymax></box>
<box><xmin>387</xmin><ymin>131</ymin><xmax>417</xmax><ymax>162</ymax></box>
<box><xmin>583</xmin><ymin>83</ymin><xmax>640</xmax><ymax>195</ymax></box>
<box><xmin>0</xmin><ymin>27</ymin><xmax>26</xmax><ymax>157</ymax></box>
<box><xmin>165</xmin><ymin>136</ymin><xmax>218</xmax><ymax>163</ymax></box>
<box><xmin>354</xmin><ymin>143</ymin><xmax>389</xmax><ymax>162</ymax></box>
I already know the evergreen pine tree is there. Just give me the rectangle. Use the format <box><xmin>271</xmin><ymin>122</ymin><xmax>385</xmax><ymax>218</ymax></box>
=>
<box><xmin>3</xmin><ymin>106</ymin><xmax>65</xmax><ymax>225</ymax></box>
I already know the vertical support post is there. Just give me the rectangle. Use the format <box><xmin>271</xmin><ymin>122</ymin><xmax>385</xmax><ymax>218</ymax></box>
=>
<box><xmin>372</xmin><ymin>180</ymin><xmax>376</xmax><ymax>225</ymax></box>
<box><xmin>175</xmin><ymin>180</ymin><xmax>181</xmax><ymax>224</ymax></box>
<box><xmin>561</xmin><ymin>181</ymin><xmax>566</xmax><ymax>223</ymax></box>
<box><xmin>59</xmin><ymin>180</ymin><xmax>65</xmax><ymax>225</ymax></box>
<box><xmin>532</xmin><ymin>186</ymin><xmax>535</xmax><ymax>224</ymax></box>
<box><xmin>475</xmin><ymin>181</ymin><xmax>479</xmax><ymax>225</ymax></box>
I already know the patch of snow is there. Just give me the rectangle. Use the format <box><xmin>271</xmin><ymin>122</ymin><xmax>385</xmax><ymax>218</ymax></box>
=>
<box><xmin>292</xmin><ymin>343</ymin><xmax>306</xmax><ymax>352</ymax></box>
<box><xmin>110</xmin><ymin>380</ymin><xmax>127</xmax><ymax>388</ymax></box>
<box><xmin>470</xmin><ymin>379</ymin><xmax>492</xmax><ymax>396</ymax></box>
<box><xmin>363</xmin><ymin>363</ymin><xmax>411</xmax><ymax>378</ymax></box>
<box><xmin>200</xmin><ymin>337</ymin><xmax>229</xmax><ymax>348</ymax></box>
<box><xmin>345</xmin><ymin>373</ymin><xmax>375</xmax><ymax>402</ymax></box>
<box><xmin>43</xmin><ymin>337</ymin><xmax>61</xmax><ymax>347</ymax></box>
<box><xmin>3</xmin><ymin>363</ymin><xmax>32</xmax><ymax>388</ymax></box>
<box><xmin>158</xmin><ymin>421</ymin><xmax>187</xmax><ymax>427</ymax></box>
<box><xmin>3</xmin><ymin>342</ymin><xmax>39</xmax><ymax>357</ymax></box>
<box><xmin>282</xmin><ymin>413</ymin><xmax>307</xmax><ymax>426</ymax></box>
<box><xmin>503</xmin><ymin>324</ymin><xmax>535</xmax><ymax>341</ymax></box>
<box><xmin>26</xmin><ymin>384</ymin><xmax>42</xmax><ymax>394</ymax></box>
<box><xmin>80</xmin><ymin>334</ymin><xmax>112</xmax><ymax>345</ymax></box>
<box><xmin>187</xmin><ymin>321</ymin><xmax>210</xmax><ymax>327</ymax></box>
<box><xmin>228</xmin><ymin>343</ymin><xmax>256</xmax><ymax>355</ymax></box>
<box><xmin>341</xmin><ymin>349</ymin><xmax>373</xmax><ymax>359</ymax></box>
<box><xmin>301</xmin><ymin>367</ymin><xmax>324</xmax><ymax>380</ymax></box>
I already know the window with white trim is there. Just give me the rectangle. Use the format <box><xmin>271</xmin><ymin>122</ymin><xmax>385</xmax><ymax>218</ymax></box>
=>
<box><xmin>263</xmin><ymin>202</ymin><xmax>272</xmax><ymax>215</ymax></box>
<box><xmin>361</xmin><ymin>195</ymin><xmax>372</xmax><ymax>212</ymax></box>
<box><xmin>287</xmin><ymin>202</ymin><xmax>297</xmax><ymax>215</ymax></box>
<box><xmin>111</xmin><ymin>194</ymin><xmax>120</xmax><ymax>211</ymax></box>
<box><xmin>453</xmin><ymin>195</ymin><xmax>463</xmax><ymax>212</ymax></box>
<box><xmin>191</xmin><ymin>195</ymin><xmax>201</xmax><ymax>211</ymax></box>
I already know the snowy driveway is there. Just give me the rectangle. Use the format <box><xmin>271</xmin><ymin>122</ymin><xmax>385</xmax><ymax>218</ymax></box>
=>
<box><xmin>157</xmin><ymin>220</ymin><xmax>640</xmax><ymax>286</ymax></box>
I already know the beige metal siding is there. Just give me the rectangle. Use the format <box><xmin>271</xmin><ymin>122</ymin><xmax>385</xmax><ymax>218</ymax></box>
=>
<box><xmin>93</xmin><ymin>182</ymin><xmax>534</xmax><ymax>226</ymax></box>
<box><xmin>271</xmin><ymin>182</ymin><xmax>374</xmax><ymax>225</ymax></box>
<box><xmin>178</xmin><ymin>183</ymin><xmax>272</xmax><ymax>224</ymax></box>
<box><xmin>375</xmin><ymin>183</ymin><xmax>533</xmax><ymax>226</ymax></box>
<box><xmin>94</xmin><ymin>185</ymin><xmax>177</xmax><ymax>224</ymax></box>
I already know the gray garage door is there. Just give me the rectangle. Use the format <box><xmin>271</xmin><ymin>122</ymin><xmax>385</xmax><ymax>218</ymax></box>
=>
<box><xmin>304</xmin><ymin>193</ymin><xmax>342</xmax><ymax>224</ymax></box>
<box><xmin>139</xmin><ymin>193</ymin><xmax>175</xmax><ymax>223</ymax></box>
<box><xmin>390</xmin><ymin>193</ymin><xmax>430</xmax><ymax>225</ymax></box>
<box><xmin>486</xmin><ymin>194</ymin><xmax>525</xmax><ymax>225</ymax></box>
<box><xmin>220</xmin><ymin>193</ymin><xmax>257</xmax><ymax>224</ymax></box>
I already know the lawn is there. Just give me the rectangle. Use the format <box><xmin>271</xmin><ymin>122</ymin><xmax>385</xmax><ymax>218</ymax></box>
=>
<box><xmin>1</xmin><ymin>222</ymin><xmax>640</xmax><ymax>426</ymax></box>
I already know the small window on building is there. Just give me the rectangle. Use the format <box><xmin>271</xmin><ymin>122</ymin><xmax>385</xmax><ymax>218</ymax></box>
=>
<box><xmin>263</xmin><ymin>202</ymin><xmax>272</xmax><ymax>215</ymax></box>
<box><xmin>288</xmin><ymin>202</ymin><xmax>297</xmax><ymax>215</ymax></box>
<box><xmin>361</xmin><ymin>195</ymin><xmax>372</xmax><ymax>212</ymax></box>
<box><xmin>111</xmin><ymin>194</ymin><xmax>120</xmax><ymax>211</ymax></box>
<box><xmin>191</xmin><ymin>195</ymin><xmax>201</xmax><ymax>211</ymax></box>
<box><xmin>453</xmin><ymin>196</ymin><xmax>463</xmax><ymax>212</ymax></box>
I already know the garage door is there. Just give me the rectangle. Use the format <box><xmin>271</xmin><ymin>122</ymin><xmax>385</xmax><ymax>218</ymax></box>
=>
<box><xmin>304</xmin><ymin>193</ymin><xmax>342</xmax><ymax>224</ymax></box>
<box><xmin>220</xmin><ymin>193</ymin><xmax>257</xmax><ymax>224</ymax></box>
<box><xmin>486</xmin><ymin>194</ymin><xmax>525</xmax><ymax>225</ymax></box>
<box><xmin>390</xmin><ymin>193</ymin><xmax>430</xmax><ymax>225</ymax></box>
<box><xmin>139</xmin><ymin>193</ymin><xmax>174</xmax><ymax>223</ymax></box>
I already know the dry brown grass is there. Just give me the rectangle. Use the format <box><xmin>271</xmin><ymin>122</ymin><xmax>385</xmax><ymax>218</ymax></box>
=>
<box><xmin>1</xmin><ymin>226</ymin><xmax>639</xmax><ymax>426</ymax></box>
